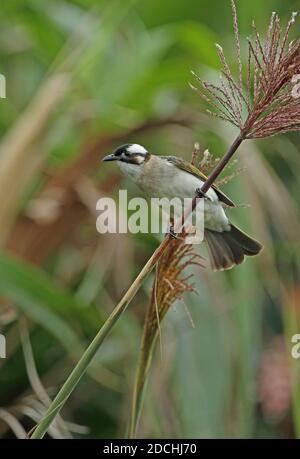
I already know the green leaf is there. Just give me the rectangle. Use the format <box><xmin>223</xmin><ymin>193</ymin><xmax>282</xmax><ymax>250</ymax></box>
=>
<box><xmin>0</xmin><ymin>251</ymin><xmax>89</xmax><ymax>353</ymax></box>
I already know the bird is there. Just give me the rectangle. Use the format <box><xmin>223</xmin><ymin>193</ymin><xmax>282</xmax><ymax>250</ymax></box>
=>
<box><xmin>103</xmin><ymin>143</ymin><xmax>263</xmax><ymax>271</ymax></box>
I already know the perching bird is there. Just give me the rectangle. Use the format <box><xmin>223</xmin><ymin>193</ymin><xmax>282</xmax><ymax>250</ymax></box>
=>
<box><xmin>103</xmin><ymin>143</ymin><xmax>262</xmax><ymax>270</ymax></box>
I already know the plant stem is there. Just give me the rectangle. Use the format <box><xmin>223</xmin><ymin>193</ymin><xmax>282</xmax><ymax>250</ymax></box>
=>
<box><xmin>201</xmin><ymin>134</ymin><xmax>243</xmax><ymax>192</ymax></box>
<box><xmin>30</xmin><ymin>133</ymin><xmax>244</xmax><ymax>439</ymax></box>
<box><xmin>30</xmin><ymin>237</ymin><xmax>171</xmax><ymax>439</ymax></box>
<box><xmin>128</xmin><ymin>334</ymin><xmax>158</xmax><ymax>439</ymax></box>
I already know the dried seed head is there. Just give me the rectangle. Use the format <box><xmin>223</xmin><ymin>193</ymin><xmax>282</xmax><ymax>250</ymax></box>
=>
<box><xmin>143</xmin><ymin>232</ymin><xmax>203</xmax><ymax>347</ymax></box>
<box><xmin>192</xmin><ymin>1</ymin><xmax>300</xmax><ymax>139</ymax></box>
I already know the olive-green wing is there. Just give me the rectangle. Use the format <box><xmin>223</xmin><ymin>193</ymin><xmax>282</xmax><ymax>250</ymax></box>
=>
<box><xmin>164</xmin><ymin>156</ymin><xmax>235</xmax><ymax>207</ymax></box>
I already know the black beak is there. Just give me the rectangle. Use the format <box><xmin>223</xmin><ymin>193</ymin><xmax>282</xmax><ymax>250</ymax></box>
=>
<box><xmin>102</xmin><ymin>153</ymin><xmax>118</xmax><ymax>162</ymax></box>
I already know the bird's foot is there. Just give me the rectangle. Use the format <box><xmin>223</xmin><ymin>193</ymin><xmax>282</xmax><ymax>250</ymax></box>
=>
<box><xmin>167</xmin><ymin>223</ymin><xmax>179</xmax><ymax>239</ymax></box>
<box><xmin>196</xmin><ymin>188</ymin><xmax>208</xmax><ymax>199</ymax></box>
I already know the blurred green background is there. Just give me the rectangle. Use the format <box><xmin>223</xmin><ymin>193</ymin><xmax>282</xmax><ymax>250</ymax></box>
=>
<box><xmin>0</xmin><ymin>0</ymin><xmax>299</xmax><ymax>439</ymax></box>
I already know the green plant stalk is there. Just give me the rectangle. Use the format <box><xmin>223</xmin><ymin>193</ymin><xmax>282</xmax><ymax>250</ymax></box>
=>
<box><xmin>31</xmin><ymin>134</ymin><xmax>243</xmax><ymax>439</ymax></box>
<box><xmin>30</xmin><ymin>238</ymin><xmax>171</xmax><ymax>439</ymax></box>
<box><xmin>128</xmin><ymin>329</ymin><xmax>158</xmax><ymax>439</ymax></box>
<box><xmin>291</xmin><ymin>358</ymin><xmax>300</xmax><ymax>438</ymax></box>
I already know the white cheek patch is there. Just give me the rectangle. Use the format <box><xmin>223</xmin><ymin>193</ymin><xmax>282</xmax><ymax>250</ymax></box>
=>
<box><xmin>135</xmin><ymin>155</ymin><xmax>145</xmax><ymax>164</ymax></box>
<box><xmin>127</xmin><ymin>144</ymin><xmax>148</xmax><ymax>155</ymax></box>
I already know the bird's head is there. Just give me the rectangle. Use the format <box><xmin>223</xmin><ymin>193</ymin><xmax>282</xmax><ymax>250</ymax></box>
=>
<box><xmin>102</xmin><ymin>144</ymin><xmax>150</xmax><ymax>165</ymax></box>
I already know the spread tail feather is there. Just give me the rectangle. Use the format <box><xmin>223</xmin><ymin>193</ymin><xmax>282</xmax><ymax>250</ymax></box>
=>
<box><xmin>205</xmin><ymin>224</ymin><xmax>263</xmax><ymax>271</ymax></box>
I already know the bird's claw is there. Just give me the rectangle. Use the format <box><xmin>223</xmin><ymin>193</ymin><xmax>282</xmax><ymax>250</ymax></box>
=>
<box><xmin>167</xmin><ymin>224</ymin><xmax>179</xmax><ymax>239</ymax></box>
<box><xmin>196</xmin><ymin>188</ymin><xmax>208</xmax><ymax>199</ymax></box>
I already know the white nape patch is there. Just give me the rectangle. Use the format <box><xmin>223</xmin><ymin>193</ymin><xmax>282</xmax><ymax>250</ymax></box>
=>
<box><xmin>127</xmin><ymin>144</ymin><xmax>148</xmax><ymax>155</ymax></box>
